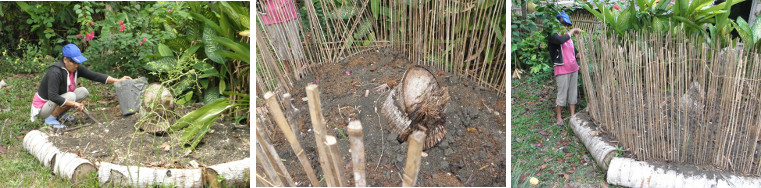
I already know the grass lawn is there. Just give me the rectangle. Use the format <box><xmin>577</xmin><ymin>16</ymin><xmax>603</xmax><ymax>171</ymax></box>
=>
<box><xmin>0</xmin><ymin>72</ymin><xmax>115</xmax><ymax>187</ymax></box>
<box><xmin>510</xmin><ymin>72</ymin><xmax>622</xmax><ymax>187</ymax></box>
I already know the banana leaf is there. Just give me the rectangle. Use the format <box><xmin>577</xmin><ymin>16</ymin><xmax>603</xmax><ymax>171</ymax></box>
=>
<box><xmin>177</xmin><ymin>98</ymin><xmax>232</xmax><ymax>151</ymax></box>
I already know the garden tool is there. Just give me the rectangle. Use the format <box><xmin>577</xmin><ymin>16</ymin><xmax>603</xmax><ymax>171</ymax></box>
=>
<box><xmin>82</xmin><ymin>108</ymin><xmax>101</xmax><ymax>125</ymax></box>
<box><xmin>64</xmin><ymin>108</ymin><xmax>101</xmax><ymax>133</ymax></box>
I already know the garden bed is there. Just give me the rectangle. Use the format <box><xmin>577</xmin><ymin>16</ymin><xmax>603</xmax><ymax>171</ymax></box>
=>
<box><xmin>29</xmin><ymin>103</ymin><xmax>250</xmax><ymax>186</ymax></box>
<box><xmin>259</xmin><ymin>48</ymin><xmax>507</xmax><ymax>186</ymax></box>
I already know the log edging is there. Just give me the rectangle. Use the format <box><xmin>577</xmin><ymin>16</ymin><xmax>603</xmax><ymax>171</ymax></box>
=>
<box><xmin>571</xmin><ymin>111</ymin><xmax>761</xmax><ymax>187</ymax></box>
<box><xmin>23</xmin><ymin>129</ymin><xmax>250</xmax><ymax>187</ymax></box>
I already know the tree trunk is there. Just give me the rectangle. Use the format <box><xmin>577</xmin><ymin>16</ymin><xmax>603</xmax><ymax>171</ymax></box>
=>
<box><xmin>23</xmin><ymin>130</ymin><xmax>97</xmax><ymax>185</ymax></box>
<box><xmin>608</xmin><ymin>157</ymin><xmax>761</xmax><ymax>187</ymax></box>
<box><xmin>97</xmin><ymin>162</ymin><xmax>203</xmax><ymax>188</ymax></box>
<box><xmin>569</xmin><ymin>112</ymin><xmax>617</xmax><ymax>170</ymax></box>
<box><xmin>204</xmin><ymin>158</ymin><xmax>251</xmax><ymax>188</ymax></box>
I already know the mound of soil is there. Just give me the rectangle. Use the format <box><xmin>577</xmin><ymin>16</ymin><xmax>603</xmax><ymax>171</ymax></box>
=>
<box><xmin>47</xmin><ymin>104</ymin><xmax>250</xmax><ymax>168</ymax></box>
<box><xmin>259</xmin><ymin>48</ymin><xmax>506</xmax><ymax>186</ymax></box>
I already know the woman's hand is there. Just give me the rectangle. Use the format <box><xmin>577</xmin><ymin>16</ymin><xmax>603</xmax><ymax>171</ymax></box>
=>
<box><xmin>68</xmin><ymin>101</ymin><xmax>84</xmax><ymax>111</ymax></box>
<box><xmin>568</xmin><ymin>28</ymin><xmax>582</xmax><ymax>36</ymax></box>
<box><xmin>118</xmin><ymin>76</ymin><xmax>132</xmax><ymax>82</ymax></box>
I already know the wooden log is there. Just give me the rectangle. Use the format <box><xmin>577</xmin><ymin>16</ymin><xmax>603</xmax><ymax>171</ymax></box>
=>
<box><xmin>53</xmin><ymin>152</ymin><xmax>98</xmax><ymax>185</ymax></box>
<box><xmin>569</xmin><ymin>112</ymin><xmax>617</xmax><ymax>170</ymax></box>
<box><xmin>608</xmin><ymin>157</ymin><xmax>761</xmax><ymax>187</ymax></box>
<box><xmin>256</xmin><ymin>123</ymin><xmax>294</xmax><ymax>186</ymax></box>
<box><xmin>264</xmin><ymin>91</ymin><xmax>322</xmax><ymax>186</ymax></box>
<box><xmin>23</xmin><ymin>130</ymin><xmax>97</xmax><ymax>185</ymax></box>
<box><xmin>97</xmin><ymin>162</ymin><xmax>203</xmax><ymax>188</ymax></box>
<box><xmin>306</xmin><ymin>84</ymin><xmax>334</xmax><ymax>186</ymax></box>
<box><xmin>23</xmin><ymin>130</ymin><xmax>60</xmax><ymax>168</ymax></box>
<box><xmin>402</xmin><ymin>131</ymin><xmax>426</xmax><ymax>187</ymax></box>
<box><xmin>347</xmin><ymin>121</ymin><xmax>367</xmax><ymax>187</ymax></box>
<box><xmin>204</xmin><ymin>158</ymin><xmax>251</xmax><ymax>188</ymax></box>
<box><xmin>325</xmin><ymin>135</ymin><xmax>346</xmax><ymax>187</ymax></box>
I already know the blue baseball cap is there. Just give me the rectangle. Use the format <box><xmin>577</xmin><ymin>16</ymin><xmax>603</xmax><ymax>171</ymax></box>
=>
<box><xmin>556</xmin><ymin>12</ymin><xmax>572</xmax><ymax>26</ymax></box>
<box><xmin>62</xmin><ymin>44</ymin><xmax>88</xmax><ymax>64</ymax></box>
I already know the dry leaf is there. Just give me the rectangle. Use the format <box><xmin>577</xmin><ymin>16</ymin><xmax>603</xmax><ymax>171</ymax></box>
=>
<box><xmin>160</xmin><ymin>142</ymin><xmax>171</xmax><ymax>151</ymax></box>
<box><xmin>539</xmin><ymin>164</ymin><xmax>548</xmax><ymax>170</ymax></box>
<box><xmin>77</xmin><ymin>151</ymin><xmax>83</xmax><ymax>157</ymax></box>
<box><xmin>467</xmin><ymin>128</ymin><xmax>477</xmax><ymax>132</ymax></box>
<box><xmin>0</xmin><ymin>145</ymin><xmax>8</xmax><ymax>154</ymax></box>
<box><xmin>518</xmin><ymin>174</ymin><xmax>529</xmax><ymax>184</ymax></box>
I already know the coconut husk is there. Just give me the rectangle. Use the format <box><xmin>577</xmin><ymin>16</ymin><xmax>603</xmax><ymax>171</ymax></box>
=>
<box><xmin>381</xmin><ymin>65</ymin><xmax>449</xmax><ymax>150</ymax></box>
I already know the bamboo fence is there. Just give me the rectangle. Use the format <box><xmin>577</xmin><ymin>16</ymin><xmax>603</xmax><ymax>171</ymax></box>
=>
<box><xmin>577</xmin><ymin>30</ymin><xmax>761</xmax><ymax>175</ymax></box>
<box><xmin>255</xmin><ymin>0</ymin><xmax>507</xmax><ymax>99</ymax></box>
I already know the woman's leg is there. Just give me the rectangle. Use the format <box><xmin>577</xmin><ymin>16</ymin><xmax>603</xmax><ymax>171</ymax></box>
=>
<box><xmin>569</xmin><ymin>71</ymin><xmax>579</xmax><ymax>117</ymax></box>
<box><xmin>556</xmin><ymin>73</ymin><xmax>571</xmax><ymax>125</ymax></box>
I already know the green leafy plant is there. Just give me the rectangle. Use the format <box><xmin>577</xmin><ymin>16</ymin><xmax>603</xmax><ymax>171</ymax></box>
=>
<box><xmin>169</xmin><ymin>98</ymin><xmax>233</xmax><ymax>151</ymax></box>
<box><xmin>582</xmin><ymin>0</ymin><xmax>743</xmax><ymax>36</ymax></box>
<box><xmin>511</xmin><ymin>1</ymin><xmax>565</xmax><ymax>76</ymax></box>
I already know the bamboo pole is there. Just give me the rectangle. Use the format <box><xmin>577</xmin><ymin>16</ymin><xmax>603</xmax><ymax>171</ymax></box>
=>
<box><xmin>282</xmin><ymin>93</ymin><xmax>300</xmax><ymax>135</ymax></box>
<box><xmin>325</xmin><ymin>135</ymin><xmax>346</xmax><ymax>187</ymax></box>
<box><xmin>256</xmin><ymin>144</ymin><xmax>284</xmax><ymax>187</ymax></box>
<box><xmin>347</xmin><ymin>121</ymin><xmax>367</xmax><ymax>187</ymax></box>
<box><xmin>264</xmin><ymin>92</ymin><xmax>321</xmax><ymax>187</ymax></box>
<box><xmin>305</xmin><ymin>84</ymin><xmax>334</xmax><ymax>187</ymax></box>
<box><xmin>256</xmin><ymin>123</ymin><xmax>295</xmax><ymax>186</ymax></box>
<box><xmin>402</xmin><ymin>131</ymin><xmax>426</xmax><ymax>187</ymax></box>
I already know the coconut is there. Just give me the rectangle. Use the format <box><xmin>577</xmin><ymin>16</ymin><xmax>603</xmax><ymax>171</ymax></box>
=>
<box><xmin>381</xmin><ymin>65</ymin><xmax>449</xmax><ymax>150</ymax></box>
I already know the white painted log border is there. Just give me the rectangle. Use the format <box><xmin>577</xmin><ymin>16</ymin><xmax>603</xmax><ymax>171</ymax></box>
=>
<box><xmin>569</xmin><ymin>112</ymin><xmax>617</xmax><ymax>170</ymax></box>
<box><xmin>23</xmin><ymin>129</ymin><xmax>249</xmax><ymax>187</ymax></box>
<box><xmin>23</xmin><ymin>130</ymin><xmax>96</xmax><ymax>184</ymax></box>
<box><xmin>571</xmin><ymin>111</ymin><xmax>761</xmax><ymax>188</ymax></box>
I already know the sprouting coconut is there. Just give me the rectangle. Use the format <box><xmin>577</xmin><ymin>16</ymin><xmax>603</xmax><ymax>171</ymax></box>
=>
<box><xmin>137</xmin><ymin>83</ymin><xmax>175</xmax><ymax>133</ymax></box>
<box><xmin>382</xmin><ymin>65</ymin><xmax>450</xmax><ymax>150</ymax></box>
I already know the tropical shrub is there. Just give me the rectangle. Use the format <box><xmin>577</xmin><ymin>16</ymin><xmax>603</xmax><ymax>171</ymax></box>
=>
<box><xmin>511</xmin><ymin>1</ymin><xmax>567</xmax><ymax>76</ymax></box>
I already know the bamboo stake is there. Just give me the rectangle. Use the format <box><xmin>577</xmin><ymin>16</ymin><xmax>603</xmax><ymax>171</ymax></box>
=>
<box><xmin>256</xmin><ymin>144</ymin><xmax>284</xmax><ymax>187</ymax></box>
<box><xmin>402</xmin><ymin>131</ymin><xmax>426</xmax><ymax>187</ymax></box>
<box><xmin>347</xmin><ymin>120</ymin><xmax>367</xmax><ymax>187</ymax></box>
<box><xmin>325</xmin><ymin>135</ymin><xmax>346</xmax><ymax>187</ymax></box>
<box><xmin>264</xmin><ymin>92</ymin><xmax>321</xmax><ymax>187</ymax></box>
<box><xmin>305</xmin><ymin>84</ymin><xmax>334</xmax><ymax>187</ymax></box>
<box><xmin>256</xmin><ymin>123</ymin><xmax>295</xmax><ymax>187</ymax></box>
<box><xmin>282</xmin><ymin>93</ymin><xmax>300</xmax><ymax>135</ymax></box>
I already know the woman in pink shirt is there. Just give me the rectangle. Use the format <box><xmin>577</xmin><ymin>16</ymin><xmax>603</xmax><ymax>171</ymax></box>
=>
<box><xmin>547</xmin><ymin>12</ymin><xmax>582</xmax><ymax>126</ymax></box>
<box><xmin>258</xmin><ymin>0</ymin><xmax>306</xmax><ymax>76</ymax></box>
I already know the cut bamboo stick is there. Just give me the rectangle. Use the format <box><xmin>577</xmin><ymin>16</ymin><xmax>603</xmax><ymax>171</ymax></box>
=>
<box><xmin>256</xmin><ymin>123</ymin><xmax>294</xmax><ymax>186</ymax></box>
<box><xmin>282</xmin><ymin>93</ymin><xmax>300</xmax><ymax>135</ymax></box>
<box><xmin>347</xmin><ymin>121</ymin><xmax>367</xmax><ymax>187</ymax></box>
<box><xmin>325</xmin><ymin>135</ymin><xmax>346</xmax><ymax>187</ymax></box>
<box><xmin>264</xmin><ymin>92</ymin><xmax>321</xmax><ymax>187</ymax></box>
<box><xmin>306</xmin><ymin>84</ymin><xmax>333</xmax><ymax>187</ymax></box>
<box><xmin>402</xmin><ymin>131</ymin><xmax>426</xmax><ymax>187</ymax></box>
<box><xmin>256</xmin><ymin>144</ymin><xmax>283</xmax><ymax>187</ymax></box>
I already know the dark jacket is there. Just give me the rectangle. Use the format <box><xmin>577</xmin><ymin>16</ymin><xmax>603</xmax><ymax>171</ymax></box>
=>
<box><xmin>547</xmin><ymin>33</ymin><xmax>579</xmax><ymax>65</ymax></box>
<box><xmin>37</xmin><ymin>60</ymin><xmax>109</xmax><ymax>106</ymax></box>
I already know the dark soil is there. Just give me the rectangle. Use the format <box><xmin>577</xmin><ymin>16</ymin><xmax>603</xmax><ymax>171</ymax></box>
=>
<box><xmin>47</xmin><ymin>103</ymin><xmax>250</xmax><ymax>168</ymax></box>
<box><xmin>258</xmin><ymin>48</ymin><xmax>507</xmax><ymax>186</ymax></box>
